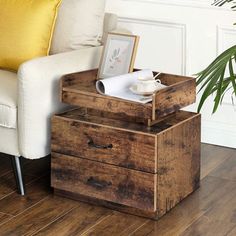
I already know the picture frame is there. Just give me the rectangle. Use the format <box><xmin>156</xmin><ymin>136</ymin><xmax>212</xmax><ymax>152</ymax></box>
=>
<box><xmin>97</xmin><ymin>32</ymin><xmax>139</xmax><ymax>80</ymax></box>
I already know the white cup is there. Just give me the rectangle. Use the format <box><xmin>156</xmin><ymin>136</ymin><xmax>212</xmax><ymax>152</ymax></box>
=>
<box><xmin>137</xmin><ymin>79</ymin><xmax>162</xmax><ymax>93</ymax></box>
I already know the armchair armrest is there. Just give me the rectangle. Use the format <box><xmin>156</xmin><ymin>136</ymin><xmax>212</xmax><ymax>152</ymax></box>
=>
<box><xmin>17</xmin><ymin>46</ymin><xmax>103</xmax><ymax>159</ymax></box>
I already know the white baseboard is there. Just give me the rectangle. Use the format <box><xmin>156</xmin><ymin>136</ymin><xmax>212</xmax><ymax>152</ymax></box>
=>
<box><xmin>202</xmin><ymin>120</ymin><xmax>236</xmax><ymax>148</ymax></box>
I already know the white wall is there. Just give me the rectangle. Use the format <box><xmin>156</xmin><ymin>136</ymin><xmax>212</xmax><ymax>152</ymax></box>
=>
<box><xmin>106</xmin><ymin>0</ymin><xmax>236</xmax><ymax>148</ymax></box>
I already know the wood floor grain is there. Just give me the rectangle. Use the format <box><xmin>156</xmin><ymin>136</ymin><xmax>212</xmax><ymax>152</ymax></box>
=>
<box><xmin>180</xmin><ymin>187</ymin><xmax>236</xmax><ymax>236</ymax></box>
<box><xmin>34</xmin><ymin>203</ymin><xmax>112</xmax><ymax>236</ymax></box>
<box><xmin>0</xmin><ymin>143</ymin><xmax>235</xmax><ymax>236</ymax></box>
<box><xmin>200</xmin><ymin>144</ymin><xmax>234</xmax><ymax>179</ymax></box>
<box><xmin>0</xmin><ymin>176</ymin><xmax>51</xmax><ymax>216</ymax></box>
<box><xmin>0</xmin><ymin>213</ymin><xmax>12</xmax><ymax>226</ymax></box>
<box><xmin>81</xmin><ymin>211</ymin><xmax>147</xmax><ymax>236</ymax></box>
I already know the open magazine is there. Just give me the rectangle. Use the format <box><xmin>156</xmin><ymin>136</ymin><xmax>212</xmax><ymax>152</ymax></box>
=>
<box><xmin>96</xmin><ymin>70</ymin><xmax>154</xmax><ymax>104</ymax></box>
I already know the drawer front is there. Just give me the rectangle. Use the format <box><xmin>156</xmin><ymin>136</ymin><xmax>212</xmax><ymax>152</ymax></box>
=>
<box><xmin>51</xmin><ymin>153</ymin><xmax>157</xmax><ymax>212</ymax></box>
<box><xmin>51</xmin><ymin>117</ymin><xmax>157</xmax><ymax>173</ymax></box>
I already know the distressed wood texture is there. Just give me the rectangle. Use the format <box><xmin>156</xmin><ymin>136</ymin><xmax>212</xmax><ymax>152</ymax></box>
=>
<box><xmin>61</xmin><ymin>70</ymin><xmax>153</xmax><ymax>120</ymax></box>
<box><xmin>54</xmin><ymin>189</ymin><xmax>159</xmax><ymax>219</ymax></box>
<box><xmin>51</xmin><ymin>114</ymin><xmax>157</xmax><ymax>173</ymax></box>
<box><xmin>60</xmin><ymin>69</ymin><xmax>196</xmax><ymax>123</ymax></box>
<box><xmin>52</xmin><ymin>108</ymin><xmax>199</xmax><ymax>173</ymax></box>
<box><xmin>51</xmin><ymin>153</ymin><xmax>157</xmax><ymax>212</ymax></box>
<box><xmin>51</xmin><ymin>109</ymin><xmax>201</xmax><ymax>219</ymax></box>
<box><xmin>153</xmin><ymin>75</ymin><xmax>196</xmax><ymax>119</ymax></box>
<box><xmin>156</xmin><ymin>113</ymin><xmax>201</xmax><ymax>218</ymax></box>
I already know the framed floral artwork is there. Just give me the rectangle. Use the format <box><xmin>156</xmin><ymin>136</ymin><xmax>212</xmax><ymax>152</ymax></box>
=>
<box><xmin>97</xmin><ymin>32</ymin><xmax>139</xmax><ymax>79</ymax></box>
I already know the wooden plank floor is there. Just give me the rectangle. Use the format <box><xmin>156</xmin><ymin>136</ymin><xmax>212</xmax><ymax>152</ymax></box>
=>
<box><xmin>0</xmin><ymin>143</ymin><xmax>235</xmax><ymax>236</ymax></box>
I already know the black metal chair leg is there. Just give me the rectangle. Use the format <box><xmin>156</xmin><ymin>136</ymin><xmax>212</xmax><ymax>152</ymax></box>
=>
<box><xmin>11</xmin><ymin>156</ymin><xmax>25</xmax><ymax>195</ymax></box>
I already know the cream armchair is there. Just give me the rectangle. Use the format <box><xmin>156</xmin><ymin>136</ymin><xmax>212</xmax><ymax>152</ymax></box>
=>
<box><xmin>0</xmin><ymin>13</ymin><xmax>118</xmax><ymax>195</ymax></box>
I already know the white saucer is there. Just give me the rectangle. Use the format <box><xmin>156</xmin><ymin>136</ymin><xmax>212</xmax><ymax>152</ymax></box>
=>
<box><xmin>129</xmin><ymin>84</ymin><xmax>167</xmax><ymax>96</ymax></box>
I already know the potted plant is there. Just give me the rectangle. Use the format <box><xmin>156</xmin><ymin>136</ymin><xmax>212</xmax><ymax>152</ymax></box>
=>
<box><xmin>197</xmin><ymin>0</ymin><xmax>236</xmax><ymax>113</ymax></box>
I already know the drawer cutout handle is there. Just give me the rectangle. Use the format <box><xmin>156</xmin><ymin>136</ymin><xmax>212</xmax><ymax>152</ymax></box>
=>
<box><xmin>87</xmin><ymin>177</ymin><xmax>112</xmax><ymax>189</ymax></box>
<box><xmin>88</xmin><ymin>139</ymin><xmax>113</xmax><ymax>150</ymax></box>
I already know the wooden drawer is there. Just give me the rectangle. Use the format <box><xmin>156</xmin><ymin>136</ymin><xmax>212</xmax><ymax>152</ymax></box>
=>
<box><xmin>51</xmin><ymin>109</ymin><xmax>201</xmax><ymax>219</ymax></box>
<box><xmin>51</xmin><ymin>153</ymin><xmax>157</xmax><ymax>212</ymax></box>
<box><xmin>61</xmin><ymin>69</ymin><xmax>196</xmax><ymax>123</ymax></box>
<box><xmin>51</xmin><ymin>113</ymin><xmax>157</xmax><ymax>173</ymax></box>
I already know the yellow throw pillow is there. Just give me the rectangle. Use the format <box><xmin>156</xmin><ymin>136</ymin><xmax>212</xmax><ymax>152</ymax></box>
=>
<box><xmin>0</xmin><ymin>0</ymin><xmax>61</xmax><ymax>71</ymax></box>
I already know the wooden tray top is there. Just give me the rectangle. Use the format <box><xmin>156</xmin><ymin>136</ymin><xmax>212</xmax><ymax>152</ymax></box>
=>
<box><xmin>60</xmin><ymin>69</ymin><xmax>196</xmax><ymax>126</ymax></box>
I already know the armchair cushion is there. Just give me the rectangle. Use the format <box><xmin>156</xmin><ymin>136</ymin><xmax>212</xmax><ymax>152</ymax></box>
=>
<box><xmin>50</xmin><ymin>0</ymin><xmax>106</xmax><ymax>54</ymax></box>
<box><xmin>0</xmin><ymin>70</ymin><xmax>17</xmax><ymax>129</ymax></box>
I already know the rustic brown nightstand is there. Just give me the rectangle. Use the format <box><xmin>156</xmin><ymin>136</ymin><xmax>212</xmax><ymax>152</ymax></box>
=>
<box><xmin>51</xmin><ymin>69</ymin><xmax>201</xmax><ymax>220</ymax></box>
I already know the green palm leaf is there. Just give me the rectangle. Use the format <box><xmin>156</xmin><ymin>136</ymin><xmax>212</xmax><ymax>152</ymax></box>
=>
<box><xmin>196</xmin><ymin>46</ymin><xmax>236</xmax><ymax>87</ymax></box>
<box><xmin>213</xmin><ymin>0</ymin><xmax>236</xmax><ymax>8</ymax></box>
<box><xmin>197</xmin><ymin>44</ymin><xmax>236</xmax><ymax>113</ymax></box>
<box><xmin>229</xmin><ymin>57</ymin><xmax>236</xmax><ymax>94</ymax></box>
<box><xmin>197</xmin><ymin>0</ymin><xmax>236</xmax><ymax>113</ymax></box>
<box><xmin>213</xmin><ymin>66</ymin><xmax>226</xmax><ymax>112</ymax></box>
